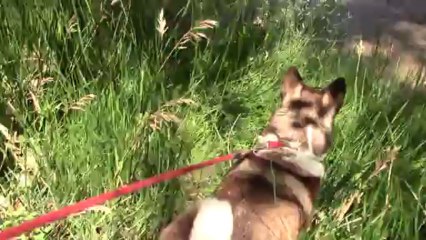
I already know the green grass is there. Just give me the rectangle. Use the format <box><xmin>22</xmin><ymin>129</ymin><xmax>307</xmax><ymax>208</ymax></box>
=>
<box><xmin>0</xmin><ymin>0</ymin><xmax>425</xmax><ymax>239</ymax></box>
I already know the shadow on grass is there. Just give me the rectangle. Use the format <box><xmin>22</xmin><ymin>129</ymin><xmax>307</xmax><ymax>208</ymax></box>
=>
<box><xmin>347</xmin><ymin>0</ymin><xmax>426</xmax><ymax>66</ymax></box>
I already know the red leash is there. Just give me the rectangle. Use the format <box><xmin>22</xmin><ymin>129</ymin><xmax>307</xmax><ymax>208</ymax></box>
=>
<box><xmin>0</xmin><ymin>141</ymin><xmax>283</xmax><ymax>239</ymax></box>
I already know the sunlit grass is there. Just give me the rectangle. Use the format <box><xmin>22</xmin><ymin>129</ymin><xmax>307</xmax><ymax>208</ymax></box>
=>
<box><xmin>0</xmin><ymin>0</ymin><xmax>425</xmax><ymax>239</ymax></box>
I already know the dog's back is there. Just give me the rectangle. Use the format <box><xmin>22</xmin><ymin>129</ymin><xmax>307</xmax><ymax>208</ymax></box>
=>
<box><xmin>160</xmin><ymin>66</ymin><xmax>346</xmax><ymax>240</ymax></box>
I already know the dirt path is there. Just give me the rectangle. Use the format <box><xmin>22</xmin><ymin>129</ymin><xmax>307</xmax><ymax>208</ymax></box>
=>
<box><xmin>344</xmin><ymin>0</ymin><xmax>426</xmax><ymax>80</ymax></box>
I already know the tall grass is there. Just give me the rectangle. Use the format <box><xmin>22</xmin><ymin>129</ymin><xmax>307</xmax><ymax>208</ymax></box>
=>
<box><xmin>0</xmin><ymin>0</ymin><xmax>425</xmax><ymax>239</ymax></box>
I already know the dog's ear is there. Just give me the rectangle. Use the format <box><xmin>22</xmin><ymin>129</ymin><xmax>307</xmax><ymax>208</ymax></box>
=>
<box><xmin>281</xmin><ymin>66</ymin><xmax>303</xmax><ymax>99</ymax></box>
<box><xmin>322</xmin><ymin>77</ymin><xmax>346</xmax><ymax>111</ymax></box>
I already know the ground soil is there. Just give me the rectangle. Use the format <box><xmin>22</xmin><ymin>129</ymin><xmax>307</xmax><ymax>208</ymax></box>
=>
<box><xmin>345</xmin><ymin>0</ymin><xmax>426</xmax><ymax>80</ymax></box>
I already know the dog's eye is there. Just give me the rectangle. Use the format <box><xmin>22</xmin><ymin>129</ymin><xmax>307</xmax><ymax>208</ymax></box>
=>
<box><xmin>318</xmin><ymin>107</ymin><xmax>329</xmax><ymax>117</ymax></box>
<box><xmin>289</xmin><ymin>100</ymin><xmax>312</xmax><ymax>109</ymax></box>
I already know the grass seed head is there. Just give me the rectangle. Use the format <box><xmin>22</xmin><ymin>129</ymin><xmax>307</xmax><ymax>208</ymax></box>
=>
<box><xmin>156</xmin><ymin>9</ymin><xmax>168</xmax><ymax>38</ymax></box>
<box><xmin>69</xmin><ymin>94</ymin><xmax>96</xmax><ymax>111</ymax></box>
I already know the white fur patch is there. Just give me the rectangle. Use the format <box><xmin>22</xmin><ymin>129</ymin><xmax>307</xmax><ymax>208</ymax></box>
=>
<box><xmin>190</xmin><ymin>198</ymin><xmax>234</xmax><ymax>240</ymax></box>
<box><xmin>254</xmin><ymin>147</ymin><xmax>325</xmax><ymax>178</ymax></box>
<box><xmin>306</xmin><ymin>125</ymin><xmax>314</xmax><ymax>153</ymax></box>
<box><xmin>288</xmin><ymin>150</ymin><xmax>325</xmax><ymax>178</ymax></box>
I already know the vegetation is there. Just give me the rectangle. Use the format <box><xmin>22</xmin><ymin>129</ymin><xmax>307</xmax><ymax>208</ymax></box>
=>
<box><xmin>0</xmin><ymin>0</ymin><xmax>424</xmax><ymax>239</ymax></box>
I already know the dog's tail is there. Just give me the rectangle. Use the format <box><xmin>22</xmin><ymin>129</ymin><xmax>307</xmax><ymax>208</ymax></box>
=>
<box><xmin>190</xmin><ymin>198</ymin><xmax>234</xmax><ymax>240</ymax></box>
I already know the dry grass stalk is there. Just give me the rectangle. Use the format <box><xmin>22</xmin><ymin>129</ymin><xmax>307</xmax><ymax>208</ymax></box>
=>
<box><xmin>0</xmin><ymin>123</ymin><xmax>20</xmax><ymax>165</ymax></box>
<box><xmin>27</xmin><ymin>50</ymin><xmax>49</xmax><ymax>75</ymax></box>
<box><xmin>163</xmin><ymin>98</ymin><xmax>196</xmax><ymax>108</ymax></box>
<box><xmin>28</xmin><ymin>91</ymin><xmax>41</xmax><ymax>114</ymax></box>
<box><xmin>0</xmin><ymin>123</ymin><xmax>11</xmax><ymax>141</ymax></box>
<box><xmin>1</xmin><ymin>103</ymin><xmax>40</xmax><ymax>186</ymax></box>
<box><xmin>5</xmin><ymin>101</ymin><xmax>18</xmax><ymax>119</ymax></box>
<box><xmin>334</xmin><ymin>191</ymin><xmax>364</xmax><ymax>222</ymax></box>
<box><xmin>69</xmin><ymin>94</ymin><xmax>96</xmax><ymax>112</ymax></box>
<box><xmin>149</xmin><ymin>98</ymin><xmax>196</xmax><ymax>130</ymax></box>
<box><xmin>159</xmin><ymin>19</ymin><xmax>218</xmax><ymax>71</ymax></box>
<box><xmin>67</xmin><ymin>15</ymin><xmax>78</xmax><ymax>34</ymax></box>
<box><xmin>370</xmin><ymin>146</ymin><xmax>400</xmax><ymax>179</ymax></box>
<box><xmin>128</xmin><ymin>98</ymin><xmax>195</xmax><ymax>151</ymax></box>
<box><xmin>22</xmin><ymin>49</ymin><xmax>54</xmax><ymax>116</ymax></box>
<box><xmin>111</xmin><ymin>0</ymin><xmax>120</xmax><ymax>6</ymax></box>
<box><xmin>356</xmin><ymin>39</ymin><xmax>365</xmax><ymax>56</ymax></box>
<box><xmin>334</xmin><ymin>146</ymin><xmax>400</xmax><ymax>222</ymax></box>
<box><xmin>0</xmin><ymin>123</ymin><xmax>39</xmax><ymax>174</ymax></box>
<box><xmin>30</xmin><ymin>77</ymin><xmax>53</xmax><ymax>91</ymax></box>
<box><xmin>149</xmin><ymin>111</ymin><xmax>181</xmax><ymax>131</ymax></box>
<box><xmin>193</xmin><ymin>20</ymin><xmax>218</xmax><ymax>30</ymax></box>
<box><xmin>156</xmin><ymin>9</ymin><xmax>168</xmax><ymax>38</ymax></box>
<box><xmin>180</xmin><ymin>20</ymin><xmax>218</xmax><ymax>46</ymax></box>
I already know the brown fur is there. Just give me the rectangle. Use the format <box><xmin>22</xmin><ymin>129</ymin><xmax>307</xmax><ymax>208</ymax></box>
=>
<box><xmin>160</xmin><ymin>66</ymin><xmax>346</xmax><ymax>240</ymax></box>
<box><xmin>214</xmin><ymin>152</ymin><xmax>320</xmax><ymax>240</ymax></box>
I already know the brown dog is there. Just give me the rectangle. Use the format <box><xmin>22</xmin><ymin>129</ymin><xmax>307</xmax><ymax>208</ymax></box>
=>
<box><xmin>159</xmin><ymin>66</ymin><xmax>346</xmax><ymax>240</ymax></box>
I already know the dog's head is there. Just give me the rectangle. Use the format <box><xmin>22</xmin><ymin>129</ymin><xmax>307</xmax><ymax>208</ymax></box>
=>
<box><xmin>261</xmin><ymin>66</ymin><xmax>346</xmax><ymax>157</ymax></box>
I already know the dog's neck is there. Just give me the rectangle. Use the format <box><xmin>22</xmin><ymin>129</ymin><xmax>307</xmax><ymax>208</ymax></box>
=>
<box><xmin>226</xmin><ymin>132</ymin><xmax>327</xmax><ymax>226</ymax></box>
<box><xmin>255</xmin><ymin>132</ymin><xmax>325</xmax><ymax>178</ymax></box>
